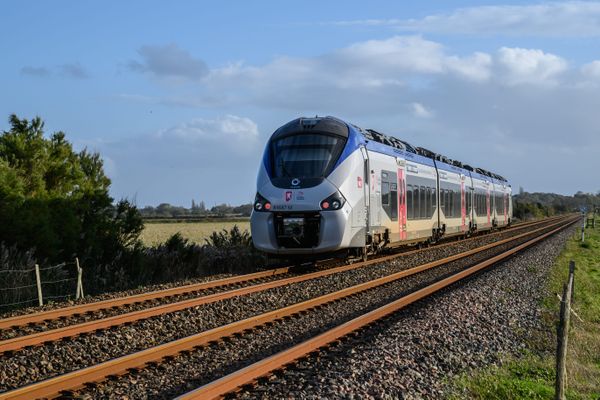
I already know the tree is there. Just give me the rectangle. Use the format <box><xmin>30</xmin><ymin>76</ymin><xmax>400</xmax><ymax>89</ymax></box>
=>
<box><xmin>0</xmin><ymin>114</ymin><xmax>143</xmax><ymax>263</ymax></box>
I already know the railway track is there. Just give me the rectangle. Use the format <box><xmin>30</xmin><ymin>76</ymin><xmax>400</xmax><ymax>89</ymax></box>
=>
<box><xmin>0</xmin><ymin>215</ymin><xmax>578</xmax><ymax>399</ymax></box>
<box><xmin>0</xmin><ymin>216</ymin><xmax>562</xmax><ymax>352</ymax></box>
<box><xmin>0</xmin><ymin>217</ymin><xmax>552</xmax><ymax>335</ymax></box>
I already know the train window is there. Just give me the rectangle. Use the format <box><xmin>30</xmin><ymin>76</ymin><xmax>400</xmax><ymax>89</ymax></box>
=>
<box><xmin>414</xmin><ymin>186</ymin><xmax>420</xmax><ymax>219</ymax></box>
<box><xmin>441</xmin><ymin>190</ymin><xmax>446</xmax><ymax>217</ymax></box>
<box><xmin>382</xmin><ymin>182</ymin><xmax>390</xmax><ymax>206</ymax></box>
<box><xmin>407</xmin><ymin>185</ymin><xmax>414</xmax><ymax>220</ymax></box>
<box><xmin>448</xmin><ymin>190</ymin><xmax>454</xmax><ymax>218</ymax></box>
<box><xmin>420</xmin><ymin>185</ymin><xmax>427</xmax><ymax>219</ymax></box>
<box><xmin>466</xmin><ymin>190</ymin><xmax>472</xmax><ymax>214</ymax></box>
<box><xmin>444</xmin><ymin>189</ymin><xmax>450</xmax><ymax>217</ymax></box>
<box><xmin>271</xmin><ymin>133</ymin><xmax>347</xmax><ymax>179</ymax></box>
<box><xmin>431</xmin><ymin>187</ymin><xmax>437</xmax><ymax>212</ymax></box>
<box><xmin>456</xmin><ymin>190</ymin><xmax>461</xmax><ymax>217</ymax></box>
<box><xmin>481</xmin><ymin>192</ymin><xmax>485</xmax><ymax>215</ymax></box>
<box><xmin>477</xmin><ymin>192</ymin><xmax>485</xmax><ymax>216</ymax></box>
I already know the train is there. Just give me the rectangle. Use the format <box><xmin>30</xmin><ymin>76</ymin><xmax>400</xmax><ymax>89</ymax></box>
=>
<box><xmin>250</xmin><ymin>116</ymin><xmax>512</xmax><ymax>259</ymax></box>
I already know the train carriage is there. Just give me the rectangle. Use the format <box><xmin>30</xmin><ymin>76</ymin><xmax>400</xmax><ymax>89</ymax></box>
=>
<box><xmin>251</xmin><ymin>116</ymin><xmax>512</xmax><ymax>258</ymax></box>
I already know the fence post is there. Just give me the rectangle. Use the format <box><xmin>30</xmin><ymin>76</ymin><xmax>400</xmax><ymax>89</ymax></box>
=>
<box><xmin>555</xmin><ymin>261</ymin><xmax>575</xmax><ymax>400</ymax></box>
<box><xmin>34</xmin><ymin>264</ymin><xmax>43</xmax><ymax>306</ymax></box>
<box><xmin>75</xmin><ymin>257</ymin><xmax>84</xmax><ymax>300</ymax></box>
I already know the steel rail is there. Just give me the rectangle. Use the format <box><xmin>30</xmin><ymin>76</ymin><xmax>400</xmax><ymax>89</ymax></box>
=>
<box><xmin>179</xmin><ymin>216</ymin><xmax>578</xmax><ymax>399</ymax></box>
<box><xmin>0</xmin><ymin>267</ymin><xmax>291</xmax><ymax>331</ymax></box>
<box><xmin>0</xmin><ymin>216</ymin><xmax>577</xmax><ymax>400</ymax></box>
<box><xmin>0</xmin><ymin>215</ymin><xmax>554</xmax><ymax>332</ymax></box>
<box><xmin>0</xmin><ymin>216</ymin><xmax>570</xmax><ymax>354</ymax></box>
<box><xmin>0</xmin><ymin>216</ymin><xmax>568</xmax><ymax>354</ymax></box>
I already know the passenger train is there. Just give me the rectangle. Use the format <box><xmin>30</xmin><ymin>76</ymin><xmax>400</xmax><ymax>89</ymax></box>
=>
<box><xmin>251</xmin><ymin>116</ymin><xmax>512</xmax><ymax>259</ymax></box>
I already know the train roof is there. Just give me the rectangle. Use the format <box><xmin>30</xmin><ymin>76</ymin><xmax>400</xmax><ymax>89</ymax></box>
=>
<box><xmin>272</xmin><ymin>116</ymin><xmax>349</xmax><ymax>140</ymax></box>
<box><xmin>352</xmin><ymin>123</ymin><xmax>508</xmax><ymax>182</ymax></box>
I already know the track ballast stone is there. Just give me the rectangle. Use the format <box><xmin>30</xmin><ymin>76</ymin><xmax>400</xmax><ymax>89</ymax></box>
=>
<box><xmin>236</xmin><ymin>225</ymin><xmax>575</xmax><ymax>399</ymax></box>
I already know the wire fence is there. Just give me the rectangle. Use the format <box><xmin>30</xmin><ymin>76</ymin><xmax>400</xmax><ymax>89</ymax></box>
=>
<box><xmin>0</xmin><ymin>259</ymin><xmax>84</xmax><ymax>312</ymax></box>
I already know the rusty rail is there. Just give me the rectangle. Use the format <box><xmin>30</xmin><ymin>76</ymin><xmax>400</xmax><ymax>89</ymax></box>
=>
<box><xmin>0</xmin><ymin>216</ymin><xmax>567</xmax><ymax>354</ymax></box>
<box><xmin>0</xmin><ymin>216</ymin><xmax>577</xmax><ymax>400</ymax></box>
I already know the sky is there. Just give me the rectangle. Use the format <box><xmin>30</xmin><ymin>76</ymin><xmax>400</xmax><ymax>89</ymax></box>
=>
<box><xmin>2</xmin><ymin>1</ymin><xmax>600</xmax><ymax>207</ymax></box>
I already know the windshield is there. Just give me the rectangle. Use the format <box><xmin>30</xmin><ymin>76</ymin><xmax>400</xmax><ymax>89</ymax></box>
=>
<box><xmin>271</xmin><ymin>133</ymin><xmax>346</xmax><ymax>178</ymax></box>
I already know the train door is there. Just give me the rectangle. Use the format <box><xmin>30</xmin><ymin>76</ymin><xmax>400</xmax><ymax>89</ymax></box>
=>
<box><xmin>381</xmin><ymin>170</ymin><xmax>398</xmax><ymax>224</ymax></box>
<box><xmin>465</xmin><ymin>173</ymin><xmax>474</xmax><ymax>231</ymax></box>
<box><xmin>368</xmin><ymin>157</ymin><xmax>382</xmax><ymax>229</ymax></box>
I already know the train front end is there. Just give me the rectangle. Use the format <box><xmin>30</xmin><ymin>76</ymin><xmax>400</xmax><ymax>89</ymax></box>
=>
<box><xmin>251</xmin><ymin>116</ymin><xmax>365</xmax><ymax>256</ymax></box>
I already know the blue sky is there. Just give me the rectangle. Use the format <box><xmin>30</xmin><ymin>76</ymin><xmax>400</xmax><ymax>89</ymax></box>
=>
<box><xmin>2</xmin><ymin>1</ymin><xmax>600</xmax><ymax>207</ymax></box>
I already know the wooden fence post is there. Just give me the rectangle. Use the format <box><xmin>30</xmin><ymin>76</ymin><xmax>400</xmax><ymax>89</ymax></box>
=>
<box><xmin>555</xmin><ymin>261</ymin><xmax>575</xmax><ymax>400</ymax></box>
<box><xmin>34</xmin><ymin>264</ymin><xmax>43</xmax><ymax>306</ymax></box>
<box><xmin>75</xmin><ymin>257</ymin><xmax>84</xmax><ymax>300</ymax></box>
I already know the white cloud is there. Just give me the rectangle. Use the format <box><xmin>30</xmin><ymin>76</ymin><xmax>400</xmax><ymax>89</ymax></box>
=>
<box><xmin>581</xmin><ymin>60</ymin><xmax>600</xmax><ymax>79</ymax></box>
<box><xmin>158</xmin><ymin>115</ymin><xmax>259</xmax><ymax>151</ymax></box>
<box><xmin>446</xmin><ymin>52</ymin><xmax>492</xmax><ymax>82</ymax></box>
<box><xmin>331</xmin><ymin>2</ymin><xmax>600</xmax><ymax>37</ymax></box>
<box><xmin>411</xmin><ymin>102</ymin><xmax>433</xmax><ymax>118</ymax></box>
<box><xmin>496</xmin><ymin>47</ymin><xmax>567</xmax><ymax>86</ymax></box>
<box><xmin>202</xmin><ymin>35</ymin><xmax>492</xmax><ymax>100</ymax></box>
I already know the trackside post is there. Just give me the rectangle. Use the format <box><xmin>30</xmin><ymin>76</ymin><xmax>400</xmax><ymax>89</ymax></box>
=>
<box><xmin>75</xmin><ymin>257</ymin><xmax>84</xmax><ymax>300</ymax></box>
<box><xmin>555</xmin><ymin>260</ymin><xmax>575</xmax><ymax>400</ymax></box>
<box><xmin>34</xmin><ymin>264</ymin><xmax>43</xmax><ymax>306</ymax></box>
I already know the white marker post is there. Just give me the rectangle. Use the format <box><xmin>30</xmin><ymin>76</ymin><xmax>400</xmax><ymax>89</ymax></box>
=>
<box><xmin>34</xmin><ymin>264</ymin><xmax>43</xmax><ymax>306</ymax></box>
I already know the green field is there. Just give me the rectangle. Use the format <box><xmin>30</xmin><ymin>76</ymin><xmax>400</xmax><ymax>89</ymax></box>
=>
<box><xmin>141</xmin><ymin>220</ymin><xmax>251</xmax><ymax>246</ymax></box>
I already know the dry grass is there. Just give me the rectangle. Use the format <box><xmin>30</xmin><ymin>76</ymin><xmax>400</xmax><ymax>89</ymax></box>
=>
<box><xmin>141</xmin><ymin>221</ymin><xmax>251</xmax><ymax>246</ymax></box>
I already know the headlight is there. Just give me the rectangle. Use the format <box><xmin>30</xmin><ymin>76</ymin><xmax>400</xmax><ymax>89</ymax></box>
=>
<box><xmin>254</xmin><ymin>193</ymin><xmax>271</xmax><ymax>212</ymax></box>
<box><xmin>320</xmin><ymin>192</ymin><xmax>345</xmax><ymax>211</ymax></box>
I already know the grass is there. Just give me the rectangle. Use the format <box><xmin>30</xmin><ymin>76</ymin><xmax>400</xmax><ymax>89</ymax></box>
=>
<box><xmin>141</xmin><ymin>221</ymin><xmax>251</xmax><ymax>246</ymax></box>
<box><xmin>449</xmin><ymin>218</ymin><xmax>600</xmax><ymax>399</ymax></box>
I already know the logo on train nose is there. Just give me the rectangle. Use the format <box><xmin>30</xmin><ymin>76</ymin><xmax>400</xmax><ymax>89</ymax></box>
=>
<box><xmin>285</xmin><ymin>191</ymin><xmax>293</xmax><ymax>202</ymax></box>
<box><xmin>291</xmin><ymin>178</ymin><xmax>301</xmax><ymax>186</ymax></box>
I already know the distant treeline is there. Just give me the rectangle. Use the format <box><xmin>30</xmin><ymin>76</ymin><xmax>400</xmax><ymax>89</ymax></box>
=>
<box><xmin>139</xmin><ymin>202</ymin><xmax>253</xmax><ymax>218</ymax></box>
<box><xmin>513</xmin><ymin>190</ymin><xmax>599</xmax><ymax>220</ymax></box>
